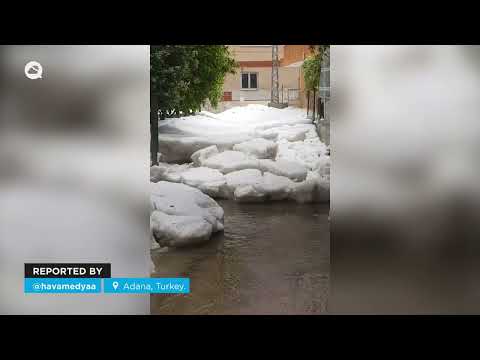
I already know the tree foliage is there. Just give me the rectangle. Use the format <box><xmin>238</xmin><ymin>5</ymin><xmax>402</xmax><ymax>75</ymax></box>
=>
<box><xmin>151</xmin><ymin>45</ymin><xmax>237</xmax><ymax>117</ymax></box>
<box><xmin>303</xmin><ymin>45</ymin><xmax>329</xmax><ymax>92</ymax></box>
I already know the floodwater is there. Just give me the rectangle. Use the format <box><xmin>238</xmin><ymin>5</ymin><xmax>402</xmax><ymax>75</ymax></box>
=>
<box><xmin>151</xmin><ymin>201</ymin><xmax>330</xmax><ymax>315</ymax></box>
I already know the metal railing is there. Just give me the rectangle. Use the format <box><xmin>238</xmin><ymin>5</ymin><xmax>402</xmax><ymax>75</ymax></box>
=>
<box><xmin>280</xmin><ymin>87</ymin><xmax>301</xmax><ymax>104</ymax></box>
<box><xmin>306</xmin><ymin>89</ymin><xmax>330</xmax><ymax>145</ymax></box>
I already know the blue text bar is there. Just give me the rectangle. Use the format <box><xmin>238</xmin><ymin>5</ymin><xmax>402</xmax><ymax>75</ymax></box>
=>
<box><xmin>104</xmin><ymin>278</ymin><xmax>189</xmax><ymax>294</ymax></box>
<box><xmin>24</xmin><ymin>278</ymin><xmax>101</xmax><ymax>293</ymax></box>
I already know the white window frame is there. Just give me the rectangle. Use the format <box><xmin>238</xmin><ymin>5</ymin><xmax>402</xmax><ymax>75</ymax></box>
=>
<box><xmin>241</xmin><ymin>72</ymin><xmax>258</xmax><ymax>90</ymax></box>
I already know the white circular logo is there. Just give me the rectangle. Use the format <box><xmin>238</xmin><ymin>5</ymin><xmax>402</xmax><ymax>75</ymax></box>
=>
<box><xmin>24</xmin><ymin>61</ymin><xmax>43</xmax><ymax>80</ymax></box>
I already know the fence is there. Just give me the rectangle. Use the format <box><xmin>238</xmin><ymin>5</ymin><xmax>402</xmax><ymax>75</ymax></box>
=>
<box><xmin>306</xmin><ymin>90</ymin><xmax>326</xmax><ymax>121</ymax></box>
<box><xmin>280</xmin><ymin>87</ymin><xmax>301</xmax><ymax>105</ymax></box>
<box><xmin>310</xmin><ymin>52</ymin><xmax>330</xmax><ymax>145</ymax></box>
<box><xmin>306</xmin><ymin>90</ymin><xmax>330</xmax><ymax>145</ymax></box>
<box><xmin>307</xmin><ymin>90</ymin><xmax>330</xmax><ymax>145</ymax></box>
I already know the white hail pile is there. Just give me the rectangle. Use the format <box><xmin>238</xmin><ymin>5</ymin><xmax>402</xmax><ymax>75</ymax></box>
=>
<box><xmin>151</xmin><ymin>105</ymin><xmax>330</xmax><ymax>247</ymax></box>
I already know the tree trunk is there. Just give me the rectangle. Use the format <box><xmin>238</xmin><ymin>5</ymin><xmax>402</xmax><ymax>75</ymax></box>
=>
<box><xmin>307</xmin><ymin>90</ymin><xmax>310</xmax><ymax>116</ymax></box>
<box><xmin>150</xmin><ymin>94</ymin><xmax>159</xmax><ymax>166</ymax></box>
<box><xmin>312</xmin><ymin>89</ymin><xmax>316</xmax><ymax>120</ymax></box>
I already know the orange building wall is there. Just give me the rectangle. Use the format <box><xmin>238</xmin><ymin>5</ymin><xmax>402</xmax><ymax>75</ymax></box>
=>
<box><xmin>281</xmin><ymin>45</ymin><xmax>312</xmax><ymax>66</ymax></box>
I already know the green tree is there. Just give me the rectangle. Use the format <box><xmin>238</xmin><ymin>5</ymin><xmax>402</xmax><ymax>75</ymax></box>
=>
<box><xmin>302</xmin><ymin>45</ymin><xmax>329</xmax><ymax>92</ymax></box>
<box><xmin>150</xmin><ymin>45</ymin><xmax>236</xmax><ymax>164</ymax></box>
<box><xmin>151</xmin><ymin>45</ymin><xmax>236</xmax><ymax>116</ymax></box>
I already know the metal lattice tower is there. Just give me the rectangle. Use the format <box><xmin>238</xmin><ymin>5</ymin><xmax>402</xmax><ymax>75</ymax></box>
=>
<box><xmin>271</xmin><ymin>45</ymin><xmax>279</xmax><ymax>103</ymax></box>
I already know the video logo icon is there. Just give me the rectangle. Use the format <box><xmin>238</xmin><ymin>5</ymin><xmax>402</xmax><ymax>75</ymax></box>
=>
<box><xmin>24</xmin><ymin>61</ymin><xmax>43</xmax><ymax>80</ymax></box>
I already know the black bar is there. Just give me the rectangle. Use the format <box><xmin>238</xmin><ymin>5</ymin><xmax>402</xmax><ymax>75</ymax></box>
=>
<box><xmin>25</xmin><ymin>263</ymin><xmax>111</xmax><ymax>278</ymax></box>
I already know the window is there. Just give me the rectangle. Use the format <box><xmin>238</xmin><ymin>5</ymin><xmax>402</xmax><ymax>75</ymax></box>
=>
<box><xmin>241</xmin><ymin>72</ymin><xmax>258</xmax><ymax>90</ymax></box>
<box><xmin>242</xmin><ymin>73</ymin><xmax>249</xmax><ymax>89</ymax></box>
<box><xmin>250</xmin><ymin>73</ymin><xmax>257</xmax><ymax>89</ymax></box>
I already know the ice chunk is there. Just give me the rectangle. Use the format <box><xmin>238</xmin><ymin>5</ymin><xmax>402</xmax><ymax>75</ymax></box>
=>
<box><xmin>180</xmin><ymin>167</ymin><xmax>225</xmax><ymax>186</ymax></box>
<box><xmin>258</xmin><ymin>159</ymin><xmax>308</xmax><ymax>181</ymax></box>
<box><xmin>191</xmin><ymin>144</ymin><xmax>219</xmax><ymax>165</ymax></box>
<box><xmin>158</xmin><ymin>136</ymin><xmax>212</xmax><ymax>163</ymax></box>
<box><xmin>227</xmin><ymin>171</ymin><xmax>295</xmax><ymax>202</ymax></box>
<box><xmin>158</xmin><ymin>135</ymin><xmax>250</xmax><ymax>163</ymax></box>
<box><xmin>191</xmin><ymin>145</ymin><xmax>219</xmax><ymax>166</ymax></box>
<box><xmin>151</xmin><ymin>211</ymin><xmax>213</xmax><ymax>247</ymax></box>
<box><xmin>259</xmin><ymin>172</ymin><xmax>294</xmax><ymax>200</ymax></box>
<box><xmin>316</xmin><ymin>155</ymin><xmax>331</xmax><ymax>178</ymax></box>
<box><xmin>281</xmin><ymin>127</ymin><xmax>309</xmax><ymax>142</ymax></box>
<box><xmin>150</xmin><ymin>181</ymin><xmax>224</xmax><ymax>233</ymax></box>
<box><xmin>233</xmin><ymin>138</ymin><xmax>278</xmax><ymax>159</ymax></box>
<box><xmin>150</xmin><ymin>165</ymin><xmax>167</xmax><ymax>183</ymax></box>
<box><xmin>256</xmin><ymin>124</ymin><xmax>312</xmax><ymax>142</ymax></box>
<box><xmin>151</xmin><ymin>235</ymin><xmax>161</xmax><ymax>250</ymax></box>
<box><xmin>276</xmin><ymin>137</ymin><xmax>328</xmax><ymax>170</ymax></box>
<box><xmin>225</xmin><ymin>169</ymin><xmax>264</xmax><ymax>192</ymax></box>
<box><xmin>180</xmin><ymin>167</ymin><xmax>229</xmax><ymax>199</ymax></box>
<box><xmin>289</xmin><ymin>178</ymin><xmax>315</xmax><ymax>203</ymax></box>
<box><xmin>150</xmin><ymin>163</ymin><xmax>191</xmax><ymax>183</ymax></box>
<box><xmin>234</xmin><ymin>185</ymin><xmax>265</xmax><ymax>202</ymax></box>
<box><xmin>202</xmin><ymin>151</ymin><xmax>259</xmax><ymax>174</ymax></box>
<box><xmin>252</xmin><ymin>128</ymin><xmax>279</xmax><ymax>141</ymax></box>
<box><xmin>289</xmin><ymin>171</ymin><xmax>330</xmax><ymax>203</ymax></box>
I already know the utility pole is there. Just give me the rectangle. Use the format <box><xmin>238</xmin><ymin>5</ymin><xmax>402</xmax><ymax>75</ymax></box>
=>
<box><xmin>268</xmin><ymin>45</ymin><xmax>287</xmax><ymax>108</ymax></box>
<box><xmin>271</xmin><ymin>45</ymin><xmax>279</xmax><ymax>104</ymax></box>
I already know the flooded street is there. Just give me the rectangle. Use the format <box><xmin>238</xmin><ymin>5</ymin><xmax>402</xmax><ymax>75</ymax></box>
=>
<box><xmin>151</xmin><ymin>201</ymin><xmax>329</xmax><ymax>314</ymax></box>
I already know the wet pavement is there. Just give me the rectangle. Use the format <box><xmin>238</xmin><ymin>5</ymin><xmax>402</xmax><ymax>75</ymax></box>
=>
<box><xmin>151</xmin><ymin>200</ymin><xmax>329</xmax><ymax>315</ymax></box>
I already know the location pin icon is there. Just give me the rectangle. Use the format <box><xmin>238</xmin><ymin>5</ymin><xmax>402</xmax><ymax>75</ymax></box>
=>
<box><xmin>112</xmin><ymin>281</ymin><xmax>119</xmax><ymax>290</ymax></box>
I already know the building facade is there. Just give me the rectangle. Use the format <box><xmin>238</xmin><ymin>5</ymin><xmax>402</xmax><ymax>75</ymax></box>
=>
<box><xmin>217</xmin><ymin>45</ymin><xmax>312</xmax><ymax>109</ymax></box>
